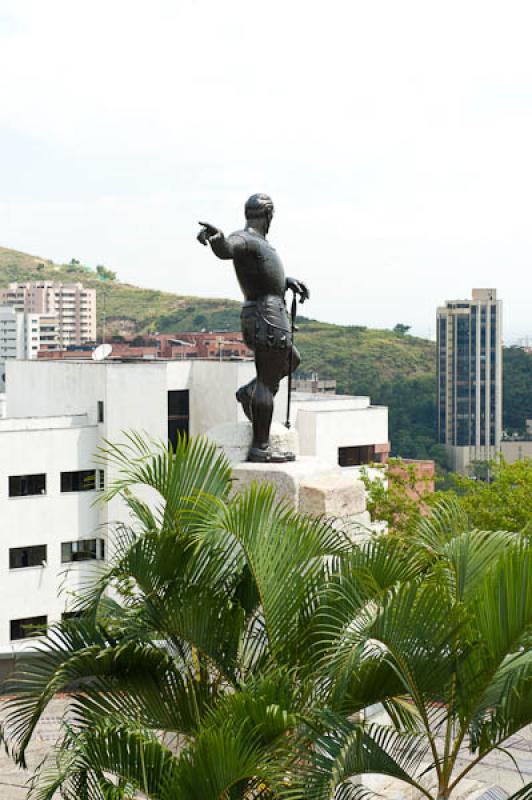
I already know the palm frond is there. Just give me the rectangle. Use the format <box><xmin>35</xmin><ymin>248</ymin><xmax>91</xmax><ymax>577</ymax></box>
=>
<box><xmin>302</xmin><ymin>712</ymin><xmax>432</xmax><ymax>800</ymax></box>
<box><xmin>97</xmin><ymin>432</ymin><xmax>232</xmax><ymax>529</ymax></box>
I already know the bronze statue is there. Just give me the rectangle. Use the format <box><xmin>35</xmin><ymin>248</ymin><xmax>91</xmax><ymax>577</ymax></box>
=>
<box><xmin>197</xmin><ymin>193</ymin><xmax>309</xmax><ymax>462</ymax></box>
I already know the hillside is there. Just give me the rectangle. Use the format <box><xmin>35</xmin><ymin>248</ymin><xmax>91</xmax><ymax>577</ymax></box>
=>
<box><xmin>0</xmin><ymin>246</ymin><xmax>440</xmax><ymax>458</ymax></box>
<box><xmin>0</xmin><ymin>246</ymin><xmax>243</xmax><ymax>334</ymax></box>
<box><xmin>0</xmin><ymin>245</ymin><xmax>434</xmax><ymax>366</ymax></box>
<box><xmin>2</xmin><ymin>245</ymin><xmax>531</xmax><ymax>466</ymax></box>
<box><xmin>13</xmin><ymin>245</ymin><xmax>532</xmax><ymax>466</ymax></box>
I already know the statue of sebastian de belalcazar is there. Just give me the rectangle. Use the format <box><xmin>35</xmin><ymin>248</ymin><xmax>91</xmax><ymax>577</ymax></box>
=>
<box><xmin>197</xmin><ymin>193</ymin><xmax>309</xmax><ymax>463</ymax></box>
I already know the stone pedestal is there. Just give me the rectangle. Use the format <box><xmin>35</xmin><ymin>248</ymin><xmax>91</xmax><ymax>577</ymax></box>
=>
<box><xmin>206</xmin><ymin>421</ymin><xmax>299</xmax><ymax>464</ymax></box>
<box><xmin>231</xmin><ymin>457</ymin><xmax>370</xmax><ymax>541</ymax></box>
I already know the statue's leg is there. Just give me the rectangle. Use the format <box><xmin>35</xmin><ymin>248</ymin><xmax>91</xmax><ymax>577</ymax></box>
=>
<box><xmin>236</xmin><ymin>378</ymin><xmax>255</xmax><ymax>421</ymax></box>
<box><xmin>248</xmin><ymin>348</ymin><xmax>295</xmax><ymax>463</ymax></box>
<box><xmin>237</xmin><ymin>305</ymin><xmax>257</xmax><ymax>421</ymax></box>
<box><xmin>250</xmin><ymin>348</ymin><xmax>276</xmax><ymax>450</ymax></box>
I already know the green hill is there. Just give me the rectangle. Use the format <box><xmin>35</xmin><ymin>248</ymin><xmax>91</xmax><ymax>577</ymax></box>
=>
<box><xmin>0</xmin><ymin>246</ymin><xmax>243</xmax><ymax>334</ymax></box>
<box><xmin>4</xmin><ymin>245</ymin><xmax>530</xmax><ymax>466</ymax></box>
<box><xmin>0</xmin><ymin>246</ymin><xmax>440</xmax><ymax>462</ymax></box>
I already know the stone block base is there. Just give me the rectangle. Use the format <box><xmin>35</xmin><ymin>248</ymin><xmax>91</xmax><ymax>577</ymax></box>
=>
<box><xmin>300</xmin><ymin>471</ymin><xmax>366</xmax><ymax>516</ymax></box>
<box><xmin>232</xmin><ymin>457</ymin><xmax>370</xmax><ymax>539</ymax></box>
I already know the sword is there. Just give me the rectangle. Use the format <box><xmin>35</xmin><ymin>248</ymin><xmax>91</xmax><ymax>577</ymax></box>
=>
<box><xmin>285</xmin><ymin>290</ymin><xmax>298</xmax><ymax>429</ymax></box>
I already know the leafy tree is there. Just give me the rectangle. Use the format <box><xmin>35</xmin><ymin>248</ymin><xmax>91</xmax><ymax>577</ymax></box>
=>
<box><xmin>451</xmin><ymin>458</ymin><xmax>532</xmax><ymax>534</ymax></box>
<box><xmin>393</xmin><ymin>323</ymin><xmax>411</xmax><ymax>335</ymax></box>
<box><xmin>365</xmin><ymin>457</ymin><xmax>532</xmax><ymax>537</ymax></box>
<box><xmin>96</xmin><ymin>264</ymin><xmax>117</xmax><ymax>281</ymax></box>
<box><xmin>361</xmin><ymin>458</ymin><xmax>433</xmax><ymax>537</ymax></box>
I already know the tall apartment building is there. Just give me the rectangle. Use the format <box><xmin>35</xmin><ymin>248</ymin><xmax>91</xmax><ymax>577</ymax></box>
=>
<box><xmin>437</xmin><ymin>289</ymin><xmax>502</xmax><ymax>472</ymax></box>
<box><xmin>0</xmin><ymin>305</ymin><xmax>58</xmax><ymax>361</ymax></box>
<box><xmin>0</xmin><ymin>282</ymin><xmax>96</xmax><ymax>347</ymax></box>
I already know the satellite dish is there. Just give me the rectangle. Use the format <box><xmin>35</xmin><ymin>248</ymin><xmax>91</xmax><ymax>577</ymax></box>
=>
<box><xmin>92</xmin><ymin>344</ymin><xmax>113</xmax><ymax>361</ymax></box>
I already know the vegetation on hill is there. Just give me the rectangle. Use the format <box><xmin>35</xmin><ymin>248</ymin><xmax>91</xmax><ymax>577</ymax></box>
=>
<box><xmin>503</xmin><ymin>346</ymin><xmax>532</xmax><ymax>432</ymax></box>
<box><xmin>0</xmin><ymin>246</ymin><xmax>242</xmax><ymax>336</ymax></box>
<box><xmin>2</xmin><ymin>245</ymin><xmax>531</xmax><ymax>463</ymax></box>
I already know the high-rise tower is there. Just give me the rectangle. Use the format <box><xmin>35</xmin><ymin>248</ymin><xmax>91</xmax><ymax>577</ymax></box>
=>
<box><xmin>437</xmin><ymin>289</ymin><xmax>502</xmax><ymax>472</ymax></box>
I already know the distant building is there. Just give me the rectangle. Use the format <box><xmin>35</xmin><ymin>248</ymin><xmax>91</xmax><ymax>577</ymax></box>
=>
<box><xmin>500</xmin><ymin>439</ymin><xmax>532</xmax><ymax>464</ymax></box>
<box><xmin>293</xmin><ymin>372</ymin><xmax>337</xmax><ymax>394</ymax></box>
<box><xmin>501</xmin><ymin>419</ymin><xmax>532</xmax><ymax>464</ymax></box>
<box><xmin>153</xmin><ymin>332</ymin><xmax>252</xmax><ymax>360</ymax></box>
<box><xmin>388</xmin><ymin>458</ymin><xmax>435</xmax><ymax>499</ymax></box>
<box><xmin>0</xmin><ymin>282</ymin><xmax>96</xmax><ymax>347</ymax></box>
<box><xmin>37</xmin><ymin>331</ymin><xmax>253</xmax><ymax>361</ymax></box>
<box><xmin>0</xmin><ymin>305</ymin><xmax>58</xmax><ymax>361</ymax></box>
<box><xmin>437</xmin><ymin>289</ymin><xmax>502</xmax><ymax>473</ymax></box>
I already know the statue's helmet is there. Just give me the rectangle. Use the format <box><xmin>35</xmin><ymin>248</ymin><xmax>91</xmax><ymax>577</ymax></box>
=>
<box><xmin>244</xmin><ymin>193</ymin><xmax>274</xmax><ymax>220</ymax></box>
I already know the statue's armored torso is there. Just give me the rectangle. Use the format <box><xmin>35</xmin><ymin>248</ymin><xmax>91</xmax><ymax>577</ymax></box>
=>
<box><xmin>227</xmin><ymin>229</ymin><xmax>286</xmax><ymax>302</ymax></box>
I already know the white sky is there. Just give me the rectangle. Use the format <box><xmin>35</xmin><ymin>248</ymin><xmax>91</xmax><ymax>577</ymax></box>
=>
<box><xmin>1</xmin><ymin>0</ymin><xmax>531</xmax><ymax>342</ymax></box>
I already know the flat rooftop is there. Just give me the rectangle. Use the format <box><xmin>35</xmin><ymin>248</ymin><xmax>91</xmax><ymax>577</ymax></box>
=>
<box><xmin>0</xmin><ymin>413</ymin><xmax>93</xmax><ymax>432</ymax></box>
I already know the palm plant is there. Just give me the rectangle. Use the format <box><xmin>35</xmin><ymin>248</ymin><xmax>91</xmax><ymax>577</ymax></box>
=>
<box><xmin>305</xmin><ymin>502</ymin><xmax>532</xmax><ymax>799</ymax></box>
<box><xmin>1</xmin><ymin>433</ymin><xmax>353</xmax><ymax>798</ymax></box>
<box><xmin>1</xmin><ymin>435</ymin><xmax>531</xmax><ymax>800</ymax></box>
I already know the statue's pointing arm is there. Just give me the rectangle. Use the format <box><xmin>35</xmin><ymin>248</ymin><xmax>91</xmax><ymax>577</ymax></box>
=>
<box><xmin>197</xmin><ymin>222</ymin><xmax>247</xmax><ymax>260</ymax></box>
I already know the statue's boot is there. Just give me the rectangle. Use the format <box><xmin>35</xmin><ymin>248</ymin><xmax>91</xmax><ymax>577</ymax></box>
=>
<box><xmin>236</xmin><ymin>384</ymin><xmax>253</xmax><ymax>421</ymax></box>
<box><xmin>248</xmin><ymin>446</ymin><xmax>296</xmax><ymax>463</ymax></box>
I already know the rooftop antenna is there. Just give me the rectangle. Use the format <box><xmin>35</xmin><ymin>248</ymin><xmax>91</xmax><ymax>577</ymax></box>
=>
<box><xmin>92</xmin><ymin>343</ymin><xmax>113</xmax><ymax>361</ymax></box>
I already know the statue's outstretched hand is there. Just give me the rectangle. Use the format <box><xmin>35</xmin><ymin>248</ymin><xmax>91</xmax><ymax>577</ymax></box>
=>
<box><xmin>286</xmin><ymin>277</ymin><xmax>310</xmax><ymax>304</ymax></box>
<box><xmin>197</xmin><ymin>221</ymin><xmax>222</xmax><ymax>246</ymax></box>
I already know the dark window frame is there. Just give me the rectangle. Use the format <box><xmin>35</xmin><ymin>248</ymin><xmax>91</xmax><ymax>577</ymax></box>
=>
<box><xmin>168</xmin><ymin>390</ymin><xmax>189</xmax><ymax>448</ymax></box>
<box><xmin>338</xmin><ymin>445</ymin><xmax>376</xmax><ymax>467</ymax></box>
<box><xmin>9</xmin><ymin>545</ymin><xmax>47</xmax><ymax>570</ymax></box>
<box><xmin>9</xmin><ymin>473</ymin><xmax>46</xmax><ymax>497</ymax></box>
<box><xmin>10</xmin><ymin>615</ymin><xmax>47</xmax><ymax>641</ymax></box>
<box><xmin>60</xmin><ymin>470</ymin><xmax>96</xmax><ymax>493</ymax></box>
<box><xmin>61</xmin><ymin>538</ymin><xmax>105</xmax><ymax>563</ymax></box>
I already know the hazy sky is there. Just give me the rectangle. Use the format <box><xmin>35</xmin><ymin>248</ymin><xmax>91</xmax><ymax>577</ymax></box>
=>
<box><xmin>1</xmin><ymin>1</ymin><xmax>532</xmax><ymax>342</ymax></box>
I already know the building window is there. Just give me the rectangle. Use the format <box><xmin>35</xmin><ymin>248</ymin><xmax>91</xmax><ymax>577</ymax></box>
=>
<box><xmin>10</xmin><ymin>615</ymin><xmax>47</xmax><ymax>641</ymax></box>
<box><xmin>9</xmin><ymin>473</ymin><xmax>46</xmax><ymax>497</ymax></box>
<box><xmin>338</xmin><ymin>445</ymin><xmax>376</xmax><ymax>467</ymax></box>
<box><xmin>61</xmin><ymin>538</ymin><xmax>105</xmax><ymax>563</ymax></box>
<box><xmin>98</xmin><ymin>469</ymin><xmax>105</xmax><ymax>490</ymax></box>
<box><xmin>60</xmin><ymin>470</ymin><xmax>96</xmax><ymax>492</ymax></box>
<box><xmin>9</xmin><ymin>545</ymin><xmax>47</xmax><ymax>569</ymax></box>
<box><xmin>97</xmin><ymin>401</ymin><xmax>104</xmax><ymax>423</ymax></box>
<box><xmin>168</xmin><ymin>390</ymin><xmax>189</xmax><ymax>448</ymax></box>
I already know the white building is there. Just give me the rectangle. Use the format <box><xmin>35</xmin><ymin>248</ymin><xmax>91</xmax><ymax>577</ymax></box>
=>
<box><xmin>500</xmin><ymin>438</ymin><xmax>532</xmax><ymax>464</ymax></box>
<box><xmin>0</xmin><ymin>305</ymin><xmax>58</xmax><ymax>361</ymax></box>
<box><xmin>0</xmin><ymin>281</ymin><xmax>96</xmax><ymax>347</ymax></box>
<box><xmin>0</xmin><ymin>359</ymin><xmax>388</xmax><ymax>676</ymax></box>
<box><xmin>292</xmin><ymin>393</ymin><xmax>388</xmax><ymax>467</ymax></box>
